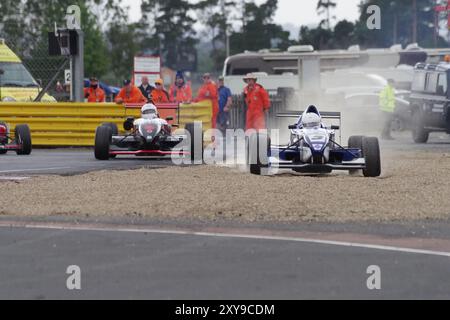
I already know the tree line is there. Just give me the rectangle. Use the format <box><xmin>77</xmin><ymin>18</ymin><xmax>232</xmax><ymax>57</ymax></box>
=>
<box><xmin>1</xmin><ymin>0</ymin><xmax>448</xmax><ymax>85</ymax></box>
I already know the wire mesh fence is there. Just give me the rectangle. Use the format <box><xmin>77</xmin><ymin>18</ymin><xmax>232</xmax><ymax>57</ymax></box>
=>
<box><xmin>229</xmin><ymin>89</ymin><xmax>296</xmax><ymax>130</ymax></box>
<box><xmin>1</xmin><ymin>28</ymin><xmax>70</xmax><ymax>102</ymax></box>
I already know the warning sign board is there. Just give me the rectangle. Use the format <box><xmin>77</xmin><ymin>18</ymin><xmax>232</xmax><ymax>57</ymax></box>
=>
<box><xmin>133</xmin><ymin>55</ymin><xmax>161</xmax><ymax>87</ymax></box>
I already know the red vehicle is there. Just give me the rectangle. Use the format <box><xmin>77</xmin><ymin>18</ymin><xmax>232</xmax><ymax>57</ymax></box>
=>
<box><xmin>0</xmin><ymin>122</ymin><xmax>32</xmax><ymax>155</ymax></box>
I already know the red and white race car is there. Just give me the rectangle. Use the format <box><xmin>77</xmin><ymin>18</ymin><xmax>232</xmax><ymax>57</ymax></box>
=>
<box><xmin>0</xmin><ymin>122</ymin><xmax>32</xmax><ymax>155</ymax></box>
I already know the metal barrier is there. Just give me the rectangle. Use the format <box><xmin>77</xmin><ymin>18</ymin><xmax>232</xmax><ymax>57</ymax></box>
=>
<box><xmin>0</xmin><ymin>101</ymin><xmax>212</xmax><ymax>146</ymax></box>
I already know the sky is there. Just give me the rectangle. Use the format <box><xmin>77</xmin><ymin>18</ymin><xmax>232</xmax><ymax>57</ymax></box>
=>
<box><xmin>123</xmin><ymin>0</ymin><xmax>362</xmax><ymax>36</ymax></box>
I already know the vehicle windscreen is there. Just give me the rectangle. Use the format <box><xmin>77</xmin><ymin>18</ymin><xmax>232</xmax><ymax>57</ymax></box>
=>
<box><xmin>0</xmin><ymin>62</ymin><xmax>38</xmax><ymax>87</ymax></box>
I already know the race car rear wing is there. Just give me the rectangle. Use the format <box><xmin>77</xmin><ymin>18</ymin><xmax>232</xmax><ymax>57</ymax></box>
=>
<box><xmin>276</xmin><ymin>110</ymin><xmax>341</xmax><ymax>119</ymax></box>
<box><xmin>277</xmin><ymin>110</ymin><xmax>342</xmax><ymax>142</ymax></box>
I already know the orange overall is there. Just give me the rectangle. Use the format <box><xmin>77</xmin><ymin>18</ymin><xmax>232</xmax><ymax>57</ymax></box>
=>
<box><xmin>244</xmin><ymin>84</ymin><xmax>270</xmax><ymax>131</ymax></box>
<box><xmin>169</xmin><ymin>84</ymin><xmax>192</xmax><ymax>103</ymax></box>
<box><xmin>151</xmin><ymin>89</ymin><xmax>170</xmax><ymax>103</ymax></box>
<box><xmin>84</xmin><ymin>87</ymin><xmax>106</xmax><ymax>102</ymax></box>
<box><xmin>115</xmin><ymin>86</ymin><xmax>147</xmax><ymax>104</ymax></box>
<box><xmin>197</xmin><ymin>82</ymin><xmax>219</xmax><ymax>129</ymax></box>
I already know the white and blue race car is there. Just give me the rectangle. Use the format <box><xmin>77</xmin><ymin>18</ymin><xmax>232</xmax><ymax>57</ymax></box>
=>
<box><xmin>246</xmin><ymin>105</ymin><xmax>381</xmax><ymax>177</ymax></box>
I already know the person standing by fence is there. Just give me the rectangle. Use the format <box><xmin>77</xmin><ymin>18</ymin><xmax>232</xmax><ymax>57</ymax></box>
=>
<box><xmin>138</xmin><ymin>76</ymin><xmax>154</xmax><ymax>103</ymax></box>
<box><xmin>84</xmin><ymin>77</ymin><xmax>105</xmax><ymax>103</ymax></box>
<box><xmin>169</xmin><ymin>71</ymin><xmax>192</xmax><ymax>103</ymax></box>
<box><xmin>115</xmin><ymin>79</ymin><xmax>147</xmax><ymax>104</ymax></box>
<box><xmin>379</xmin><ymin>78</ymin><xmax>396</xmax><ymax>140</ymax></box>
<box><xmin>151</xmin><ymin>78</ymin><xmax>170</xmax><ymax>103</ymax></box>
<box><xmin>196</xmin><ymin>73</ymin><xmax>219</xmax><ymax>129</ymax></box>
<box><xmin>243</xmin><ymin>73</ymin><xmax>270</xmax><ymax>131</ymax></box>
<box><xmin>217</xmin><ymin>76</ymin><xmax>232</xmax><ymax>134</ymax></box>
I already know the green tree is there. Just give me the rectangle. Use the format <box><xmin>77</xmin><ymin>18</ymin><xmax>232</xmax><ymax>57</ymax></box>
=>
<box><xmin>105</xmin><ymin>22</ymin><xmax>140</xmax><ymax>83</ymax></box>
<box><xmin>356</xmin><ymin>0</ymin><xmax>443</xmax><ymax>48</ymax></box>
<box><xmin>229</xmin><ymin>0</ymin><xmax>292</xmax><ymax>54</ymax></box>
<box><xmin>299</xmin><ymin>26</ymin><xmax>334</xmax><ymax>49</ymax></box>
<box><xmin>140</xmin><ymin>0</ymin><xmax>198</xmax><ymax>70</ymax></box>
<box><xmin>317</xmin><ymin>0</ymin><xmax>337</xmax><ymax>30</ymax></box>
<box><xmin>0</xmin><ymin>0</ymin><xmax>118</xmax><ymax>81</ymax></box>
<box><xmin>196</xmin><ymin>0</ymin><xmax>236</xmax><ymax>71</ymax></box>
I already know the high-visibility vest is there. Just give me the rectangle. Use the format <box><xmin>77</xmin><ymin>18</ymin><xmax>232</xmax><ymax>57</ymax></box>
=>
<box><xmin>379</xmin><ymin>85</ymin><xmax>396</xmax><ymax>113</ymax></box>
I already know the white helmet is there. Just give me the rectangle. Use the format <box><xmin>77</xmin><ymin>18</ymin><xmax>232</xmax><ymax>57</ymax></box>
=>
<box><xmin>302</xmin><ymin>112</ymin><xmax>321</xmax><ymax>128</ymax></box>
<box><xmin>141</xmin><ymin>103</ymin><xmax>158</xmax><ymax>120</ymax></box>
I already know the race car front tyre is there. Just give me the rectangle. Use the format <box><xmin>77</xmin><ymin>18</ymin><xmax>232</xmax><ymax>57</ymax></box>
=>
<box><xmin>185</xmin><ymin>122</ymin><xmax>204</xmax><ymax>164</ymax></box>
<box><xmin>101</xmin><ymin>123</ymin><xmax>118</xmax><ymax>158</ymax></box>
<box><xmin>101</xmin><ymin>122</ymin><xmax>119</xmax><ymax>136</ymax></box>
<box><xmin>95</xmin><ymin>125</ymin><xmax>112</xmax><ymax>160</ymax></box>
<box><xmin>412</xmin><ymin>110</ymin><xmax>429</xmax><ymax>144</ymax></box>
<box><xmin>15</xmin><ymin>124</ymin><xmax>32</xmax><ymax>155</ymax></box>
<box><xmin>248</xmin><ymin>132</ymin><xmax>271</xmax><ymax>175</ymax></box>
<box><xmin>362</xmin><ymin>137</ymin><xmax>381</xmax><ymax>177</ymax></box>
<box><xmin>0</xmin><ymin>122</ymin><xmax>8</xmax><ymax>154</ymax></box>
<box><xmin>348</xmin><ymin>135</ymin><xmax>364</xmax><ymax>175</ymax></box>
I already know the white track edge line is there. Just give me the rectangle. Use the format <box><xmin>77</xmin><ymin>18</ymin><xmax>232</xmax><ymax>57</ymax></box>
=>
<box><xmin>2</xmin><ymin>222</ymin><xmax>450</xmax><ymax>258</ymax></box>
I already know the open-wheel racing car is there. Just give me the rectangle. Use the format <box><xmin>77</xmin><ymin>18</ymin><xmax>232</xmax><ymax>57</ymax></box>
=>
<box><xmin>94</xmin><ymin>104</ymin><xmax>203</xmax><ymax>162</ymax></box>
<box><xmin>246</xmin><ymin>105</ymin><xmax>381</xmax><ymax>177</ymax></box>
<box><xmin>0</xmin><ymin>122</ymin><xmax>32</xmax><ymax>155</ymax></box>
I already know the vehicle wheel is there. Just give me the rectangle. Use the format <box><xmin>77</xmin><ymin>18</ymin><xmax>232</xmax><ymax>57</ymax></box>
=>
<box><xmin>101</xmin><ymin>123</ymin><xmax>118</xmax><ymax>158</ymax></box>
<box><xmin>412</xmin><ymin>110</ymin><xmax>429</xmax><ymax>143</ymax></box>
<box><xmin>185</xmin><ymin>122</ymin><xmax>204</xmax><ymax>164</ymax></box>
<box><xmin>362</xmin><ymin>137</ymin><xmax>381</xmax><ymax>177</ymax></box>
<box><xmin>15</xmin><ymin>124</ymin><xmax>32</xmax><ymax>155</ymax></box>
<box><xmin>95</xmin><ymin>125</ymin><xmax>112</xmax><ymax>160</ymax></box>
<box><xmin>247</xmin><ymin>132</ymin><xmax>271</xmax><ymax>175</ymax></box>
<box><xmin>0</xmin><ymin>122</ymin><xmax>9</xmax><ymax>154</ymax></box>
<box><xmin>348</xmin><ymin>135</ymin><xmax>364</xmax><ymax>175</ymax></box>
<box><xmin>101</xmin><ymin>122</ymin><xmax>118</xmax><ymax>136</ymax></box>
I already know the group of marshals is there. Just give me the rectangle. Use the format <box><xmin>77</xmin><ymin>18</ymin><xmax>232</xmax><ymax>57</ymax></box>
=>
<box><xmin>85</xmin><ymin>71</ymin><xmax>397</xmax><ymax>137</ymax></box>
<box><xmin>90</xmin><ymin>72</ymin><xmax>271</xmax><ymax>132</ymax></box>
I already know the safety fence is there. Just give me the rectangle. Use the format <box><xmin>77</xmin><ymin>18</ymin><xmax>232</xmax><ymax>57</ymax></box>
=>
<box><xmin>0</xmin><ymin>101</ymin><xmax>212</xmax><ymax>146</ymax></box>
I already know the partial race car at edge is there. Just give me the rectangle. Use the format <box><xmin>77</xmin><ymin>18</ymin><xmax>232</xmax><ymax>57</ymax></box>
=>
<box><xmin>0</xmin><ymin>122</ymin><xmax>32</xmax><ymax>155</ymax></box>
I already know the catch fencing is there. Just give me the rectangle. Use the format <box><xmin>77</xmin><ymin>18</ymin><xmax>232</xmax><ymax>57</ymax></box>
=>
<box><xmin>1</xmin><ymin>36</ymin><xmax>70</xmax><ymax>102</ymax></box>
<box><xmin>229</xmin><ymin>88</ymin><xmax>298</xmax><ymax>130</ymax></box>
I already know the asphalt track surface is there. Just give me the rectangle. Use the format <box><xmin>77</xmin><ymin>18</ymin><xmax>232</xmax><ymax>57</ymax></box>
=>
<box><xmin>0</xmin><ymin>224</ymin><xmax>450</xmax><ymax>300</ymax></box>
<box><xmin>0</xmin><ymin>148</ymin><xmax>176</xmax><ymax>176</ymax></box>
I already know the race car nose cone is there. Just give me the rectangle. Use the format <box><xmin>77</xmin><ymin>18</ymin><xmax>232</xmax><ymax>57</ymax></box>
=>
<box><xmin>146</xmin><ymin>136</ymin><xmax>153</xmax><ymax>142</ymax></box>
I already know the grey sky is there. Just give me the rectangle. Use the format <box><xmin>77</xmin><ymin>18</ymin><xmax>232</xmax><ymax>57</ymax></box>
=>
<box><xmin>123</xmin><ymin>0</ymin><xmax>362</xmax><ymax>27</ymax></box>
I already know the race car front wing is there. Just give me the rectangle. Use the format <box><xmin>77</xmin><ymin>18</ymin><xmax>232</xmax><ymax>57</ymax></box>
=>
<box><xmin>109</xmin><ymin>149</ymin><xmax>190</xmax><ymax>157</ymax></box>
<box><xmin>269</xmin><ymin>158</ymin><xmax>366</xmax><ymax>172</ymax></box>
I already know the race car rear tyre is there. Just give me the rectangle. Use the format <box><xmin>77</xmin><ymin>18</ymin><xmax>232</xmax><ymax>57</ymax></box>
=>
<box><xmin>101</xmin><ymin>122</ymin><xmax>119</xmax><ymax>136</ymax></box>
<box><xmin>412</xmin><ymin>110</ymin><xmax>429</xmax><ymax>144</ymax></box>
<box><xmin>15</xmin><ymin>124</ymin><xmax>32</xmax><ymax>155</ymax></box>
<box><xmin>95</xmin><ymin>125</ymin><xmax>112</xmax><ymax>160</ymax></box>
<box><xmin>185</xmin><ymin>122</ymin><xmax>204</xmax><ymax>164</ymax></box>
<box><xmin>362</xmin><ymin>137</ymin><xmax>381</xmax><ymax>177</ymax></box>
<box><xmin>248</xmin><ymin>132</ymin><xmax>271</xmax><ymax>175</ymax></box>
<box><xmin>348</xmin><ymin>135</ymin><xmax>364</xmax><ymax>175</ymax></box>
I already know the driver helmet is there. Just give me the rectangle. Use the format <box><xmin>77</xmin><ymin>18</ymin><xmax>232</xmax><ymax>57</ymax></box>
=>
<box><xmin>302</xmin><ymin>112</ymin><xmax>321</xmax><ymax>128</ymax></box>
<box><xmin>141</xmin><ymin>103</ymin><xmax>158</xmax><ymax>120</ymax></box>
